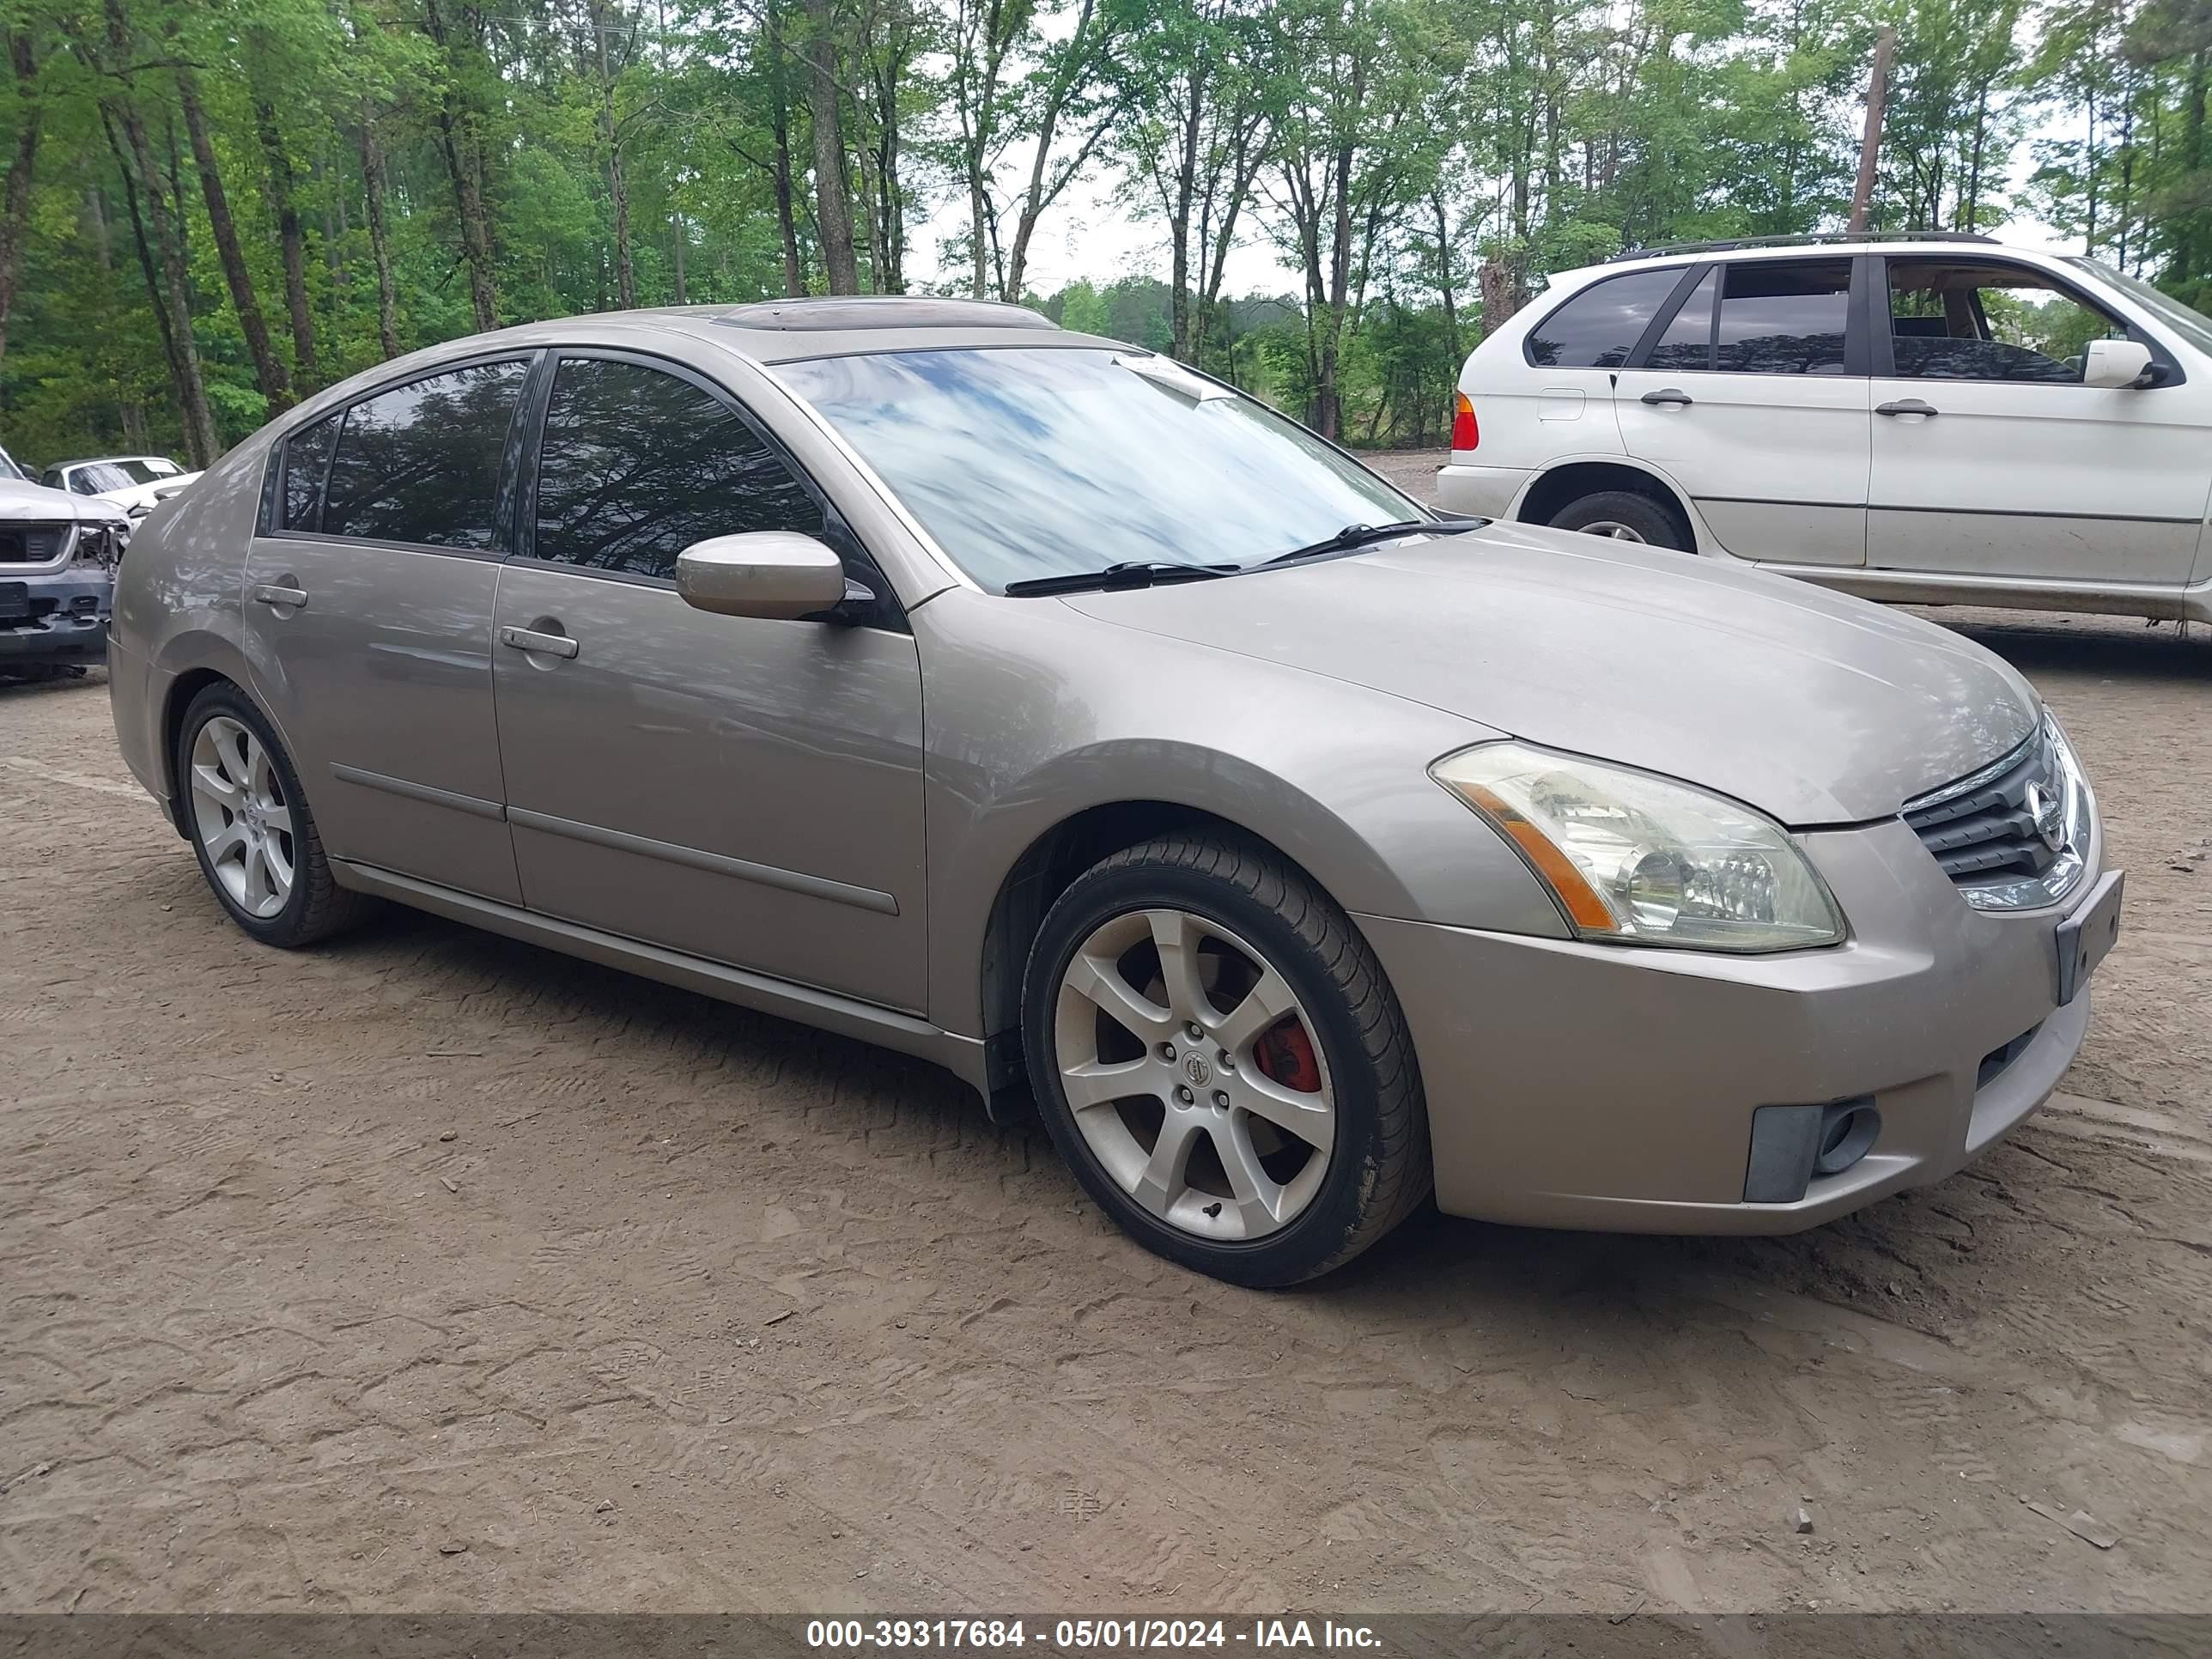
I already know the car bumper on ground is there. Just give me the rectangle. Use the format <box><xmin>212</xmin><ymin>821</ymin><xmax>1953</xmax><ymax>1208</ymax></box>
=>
<box><xmin>1360</xmin><ymin>816</ymin><xmax>2116</xmax><ymax>1233</ymax></box>
<box><xmin>0</xmin><ymin>571</ymin><xmax>111</xmax><ymax>665</ymax></box>
<box><xmin>1434</xmin><ymin>461</ymin><xmax>1531</xmax><ymax>522</ymax></box>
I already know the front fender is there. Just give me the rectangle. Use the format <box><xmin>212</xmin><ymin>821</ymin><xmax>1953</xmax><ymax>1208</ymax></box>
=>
<box><xmin>912</xmin><ymin>590</ymin><xmax>1569</xmax><ymax>1039</ymax></box>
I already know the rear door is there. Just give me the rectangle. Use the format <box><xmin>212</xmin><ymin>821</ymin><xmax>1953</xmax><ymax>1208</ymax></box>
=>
<box><xmin>489</xmin><ymin>350</ymin><xmax>928</xmax><ymax>1012</ymax></box>
<box><xmin>243</xmin><ymin>356</ymin><xmax>531</xmax><ymax>902</ymax></box>
<box><xmin>1865</xmin><ymin>255</ymin><xmax>2208</xmax><ymax>586</ymax></box>
<box><xmin>1613</xmin><ymin>256</ymin><xmax>1872</xmax><ymax>567</ymax></box>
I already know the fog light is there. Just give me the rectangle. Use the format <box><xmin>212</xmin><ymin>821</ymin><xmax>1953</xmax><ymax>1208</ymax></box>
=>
<box><xmin>1745</xmin><ymin>1096</ymin><xmax>1881</xmax><ymax>1202</ymax></box>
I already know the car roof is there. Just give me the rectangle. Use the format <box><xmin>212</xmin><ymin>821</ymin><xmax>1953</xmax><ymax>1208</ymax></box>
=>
<box><xmin>1583</xmin><ymin>237</ymin><xmax>2058</xmax><ymax>283</ymax></box>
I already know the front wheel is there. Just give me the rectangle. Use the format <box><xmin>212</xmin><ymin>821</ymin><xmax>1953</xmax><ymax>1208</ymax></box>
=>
<box><xmin>1021</xmin><ymin>834</ymin><xmax>1430</xmax><ymax>1286</ymax></box>
<box><xmin>1547</xmin><ymin>489</ymin><xmax>1688</xmax><ymax>550</ymax></box>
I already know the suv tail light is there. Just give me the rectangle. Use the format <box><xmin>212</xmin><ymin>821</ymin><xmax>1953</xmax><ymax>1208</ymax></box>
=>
<box><xmin>1450</xmin><ymin>392</ymin><xmax>1478</xmax><ymax>452</ymax></box>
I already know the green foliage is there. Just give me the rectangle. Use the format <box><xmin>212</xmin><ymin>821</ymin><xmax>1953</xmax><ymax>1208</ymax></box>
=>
<box><xmin>0</xmin><ymin>0</ymin><xmax>2206</xmax><ymax>461</ymax></box>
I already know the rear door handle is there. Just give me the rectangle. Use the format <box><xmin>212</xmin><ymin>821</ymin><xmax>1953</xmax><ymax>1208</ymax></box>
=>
<box><xmin>1876</xmin><ymin>398</ymin><xmax>1940</xmax><ymax>417</ymax></box>
<box><xmin>249</xmin><ymin>581</ymin><xmax>308</xmax><ymax>610</ymax></box>
<box><xmin>1639</xmin><ymin>387</ymin><xmax>1694</xmax><ymax>407</ymax></box>
<box><xmin>499</xmin><ymin>625</ymin><xmax>580</xmax><ymax>659</ymax></box>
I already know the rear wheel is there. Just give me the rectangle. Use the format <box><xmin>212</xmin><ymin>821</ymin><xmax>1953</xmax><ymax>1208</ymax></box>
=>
<box><xmin>1547</xmin><ymin>489</ymin><xmax>1687</xmax><ymax>550</ymax></box>
<box><xmin>177</xmin><ymin>683</ymin><xmax>371</xmax><ymax>947</ymax></box>
<box><xmin>1021</xmin><ymin>834</ymin><xmax>1429</xmax><ymax>1286</ymax></box>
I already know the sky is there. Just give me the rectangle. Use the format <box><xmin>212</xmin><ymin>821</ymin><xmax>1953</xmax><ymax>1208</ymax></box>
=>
<box><xmin>893</xmin><ymin>106</ymin><xmax>2091</xmax><ymax>302</ymax></box>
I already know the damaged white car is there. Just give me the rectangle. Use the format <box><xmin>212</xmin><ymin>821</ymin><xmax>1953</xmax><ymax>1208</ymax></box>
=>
<box><xmin>0</xmin><ymin>465</ymin><xmax>131</xmax><ymax>681</ymax></box>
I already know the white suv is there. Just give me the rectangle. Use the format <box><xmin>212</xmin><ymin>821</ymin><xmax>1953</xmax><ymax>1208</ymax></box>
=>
<box><xmin>1437</xmin><ymin>233</ymin><xmax>2212</xmax><ymax>625</ymax></box>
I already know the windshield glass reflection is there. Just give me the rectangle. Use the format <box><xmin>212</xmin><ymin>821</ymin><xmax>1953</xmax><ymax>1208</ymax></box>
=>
<box><xmin>775</xmin><ymin>347</ymin><xmax>1421</xmax><ymax>593</ymax></box>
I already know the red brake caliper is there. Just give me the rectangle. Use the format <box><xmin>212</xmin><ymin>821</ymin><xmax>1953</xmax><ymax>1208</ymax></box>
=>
<box><xmin>1254</xmin><ymin>1020</ymin><xmax>1322</xmax><ymax>1093</ymax></box>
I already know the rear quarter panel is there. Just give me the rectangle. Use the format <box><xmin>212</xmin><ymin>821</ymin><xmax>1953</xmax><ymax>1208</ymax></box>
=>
<box><xmin>109</xmin><ymin>434</ymin><xmax>273</xmax><ymax>811</ymax></box>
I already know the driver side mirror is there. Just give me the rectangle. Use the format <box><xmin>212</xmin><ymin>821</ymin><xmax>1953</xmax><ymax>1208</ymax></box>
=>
<box><xmin>675</xmin><ymin>532</ymin><xmax>851</xmax><ymax>620</ymax></box>
<box><xmin>2082</xmin><ymin>337</ymin><xmax>2156</xmax><ymax>389</ymax></box>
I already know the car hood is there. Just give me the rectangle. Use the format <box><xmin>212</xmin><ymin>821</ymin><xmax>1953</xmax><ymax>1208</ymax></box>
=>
<box><xmin>89</xmin><ymin>472</ymin><xmax>200</xmax><ymax>510</ymax></box>
<box><xmin>0</xmin><ymin>477</ymin><xmax>129</xmax><ymax>523</ymax></box>
<box><xmin>1058</xmin><ymin>522</ymin><xmax>2039</xmax><ymax>824</ymax></box>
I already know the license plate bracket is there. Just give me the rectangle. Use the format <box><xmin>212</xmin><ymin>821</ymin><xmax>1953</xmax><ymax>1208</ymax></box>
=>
<box><xmin>2056</xmin><ymin>870</ymin><xmax>2124</xmax><ymax>1006</ymax></box>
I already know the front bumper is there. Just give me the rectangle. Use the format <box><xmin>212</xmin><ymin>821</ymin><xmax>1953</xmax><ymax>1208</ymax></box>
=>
<box><xmin>0</xmin><ymin>570</ymin><xmax>112</xmax><ymax>664</ymax></box>
<box><xmin>1434</xmin><ymin>461</ymin><xmax>1530</xmax><ymax>521</ymax></box>
<box><xmin>1363</xmin><ymin>816</ymin><xmax>2112</xmax><ymax>1233</ymax></box>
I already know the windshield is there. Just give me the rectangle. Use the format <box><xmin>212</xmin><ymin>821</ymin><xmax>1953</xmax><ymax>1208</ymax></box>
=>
<box><xmin>0</xmin><ymin>447</ymin><xmax>23</xmax><ymax>482</ymax></box>
<box><xmin>775</xmin><ymin>346</ymin><xmax>1424</xmax><ymax>593</ymax></box>
<box><xmin>2067</xmin><ymin>257</ymin><xmax>2212</xmax><ymax>357</ymax></box>
<box><xmin>70</xmin><ymin>462</ymin><xmax>141</xmax><ymax>494</ymax></box>
<box><xmin>126</xmin><ymin>457</ymin><xmax>183</xmax><ymax>480</ymax></box>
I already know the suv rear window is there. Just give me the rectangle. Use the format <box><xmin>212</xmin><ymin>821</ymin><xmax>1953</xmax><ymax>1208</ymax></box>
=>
<box><xmin>1714</xmin><ymin>259</ymin><xmax>1851</xmax><ymax>375</ymax></box>
<box><xmin>1523</xmin><ymin>269</ymin><xmax>1684</xmax><ymax>368</ymax></box>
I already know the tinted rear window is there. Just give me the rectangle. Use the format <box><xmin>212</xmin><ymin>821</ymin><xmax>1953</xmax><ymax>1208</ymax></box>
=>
<box><xmin>1714</xmin><ymin>260</ymin><xmax>1851</xmax><ymax>375</ymax></box>
<box><xmin>322</xmin><ymin>359</ymin><xmax>528</xmax><ymax>549</ymax></box>
<box><xmin>1524</xmin><ymin>270</ymin><xmax>1683</xmax><ymax>368</ymax></box>
<box><xmin>280</xmin><ymin>415</ymin><xmax>339</xmax><ymax>532</ymax></box>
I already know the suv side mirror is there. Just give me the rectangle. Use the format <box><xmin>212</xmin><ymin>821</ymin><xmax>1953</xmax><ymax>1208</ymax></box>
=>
<box><xmin>675</xmin><ymin>532</ymin><xmax>849</xmax><ymax>619</ymax></box>
<box><xmin>2082</xmin><ymin>337</ymin><xmax>2156</xmax><ymax>389</ymax></box>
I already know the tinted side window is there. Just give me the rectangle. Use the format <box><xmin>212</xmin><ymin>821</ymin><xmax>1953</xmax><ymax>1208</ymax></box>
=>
<box><xmin>1524</xmin><ymin>270</ymin><xmax>1683</xmax><ymax>368</ymax></box>
<box><xmin>531</xmin><ymin>357</ymin><xmax>823</xmax><ymax>580</ymax></box>
<box><xmin>322</xmin><ymin>359</ymin><xmax>528</xmax><ymax>548</ymax></box>
<box><xmin>280</xmin><ymin>414</ymin><xmax>340</xmax><ymax>532</ymax></box>
<box><xmin>1644</xmin><ymin>268</ymin><xmax>1718</xmax><ymax>370</ymax></box>
<box><xmin>1714</xmin><ymin>260</ymin><xmax>1851</xmax><ymax>375</ymax></box>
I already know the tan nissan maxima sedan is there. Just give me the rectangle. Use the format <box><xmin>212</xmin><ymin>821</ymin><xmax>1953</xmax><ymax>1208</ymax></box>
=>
<box><xmin>108</xmin><ymin>297</ymin><xmax>2124</xmax><ymax>1285</ymax></box>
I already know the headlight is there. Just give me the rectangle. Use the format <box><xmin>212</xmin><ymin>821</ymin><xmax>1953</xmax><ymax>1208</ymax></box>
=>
<box><xmin>1431</xmin><ymin>742</ymin><xmax>1845</xmax><ymax>951</ymax></box>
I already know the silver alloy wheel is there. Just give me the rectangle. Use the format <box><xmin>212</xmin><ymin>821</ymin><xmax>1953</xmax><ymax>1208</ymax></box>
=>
<box><xmin>1054</xmin><ymin>908</ymin><xmax>1335</xmax><ymax>1241</ymax></box>
<box><xmin>187</xmin><ymin>715</ymin><xmax>295</xmax><ymax>919</ymax></box>
<box><xmin>1577</xmin><ymin>520</ymin><xmax>1648</xmax><ymax>542</ymax></box>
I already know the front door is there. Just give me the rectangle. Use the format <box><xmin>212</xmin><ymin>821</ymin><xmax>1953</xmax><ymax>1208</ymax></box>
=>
<box><xmin>1613</xmin><ymin>256</ymin><xmax>1870</xmax><ymax>567</ymax></box>
<box><xmin>490</xmin><ymin>351</ymin><xmax>927</xmax><ymax>1013</ymax></box>
<box><xmin>244</xmin><ymin>356</ymin><xmax>532</xmax><ymax>902</ymax></box>
<box><xmin>1865</xmin><ymin>256</ymin><xmax>2207</xmax><ymax>586</ymax></box>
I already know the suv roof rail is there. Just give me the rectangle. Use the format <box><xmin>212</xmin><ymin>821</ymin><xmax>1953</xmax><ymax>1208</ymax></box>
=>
<box><xmin>1609</xmin><ymin>230</ymin><xmax>2001</xmax><ymax>262</ymax></box>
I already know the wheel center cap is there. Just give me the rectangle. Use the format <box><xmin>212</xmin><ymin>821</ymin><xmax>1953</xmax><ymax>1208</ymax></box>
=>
<box><xmin>1182</xmin><ymin>1053</ymin><xmax>1212</xmax><ymax>1087</ymax></box>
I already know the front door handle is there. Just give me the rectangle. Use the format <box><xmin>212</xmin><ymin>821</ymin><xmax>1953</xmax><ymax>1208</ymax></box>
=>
<box><xmin>1875</xmin><ymin>398</ymin><xmax>1940</xmax><ymax>417</ymax></box>
<box><xmin>249</xmin><ymin>580</ymin><xmax>308</xmax><ymax>610</ymax></box>
<box><xmin>1639</xmin><ymin>387</ymin><xmax>1694</xmax><ymax>407</ymax></box>
<box><xmin>499</xmin><ymin>625</ymin><xmax>580</xmax><ymax>659</ymax></box>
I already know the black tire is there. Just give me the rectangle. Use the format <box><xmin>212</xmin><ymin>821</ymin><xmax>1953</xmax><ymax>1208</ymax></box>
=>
<box><xmin>1547</xmin><ymin>489</ymin><xmax>1688</xmax><ymax>550</ymax></box>
<box><xmin>174</xmin><ymin>681</ymin><xmax>373</xmax><ymax>947</ymax></box>
<box><xmin>1021</xmin><ymin>833</ymin><xmax>1430</xmax><ymax>1287</ymax></box>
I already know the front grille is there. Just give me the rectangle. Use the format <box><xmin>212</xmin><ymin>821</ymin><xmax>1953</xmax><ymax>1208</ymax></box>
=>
<box><xmin>1904</xmin><ymin>732</ymin><xmax>2064</xmax><ymax>886</ymax></box>
<box><xmin>0</xmin><ymin>522</ymin><xmax>69</xmax><ymax>567</ymax></box>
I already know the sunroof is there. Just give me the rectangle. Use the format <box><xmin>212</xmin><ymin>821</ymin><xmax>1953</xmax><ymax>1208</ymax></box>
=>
<box><xmin>712</xmin><ymin>297</ymin><xmax>1061</xmax><ymax>333</ymax></box>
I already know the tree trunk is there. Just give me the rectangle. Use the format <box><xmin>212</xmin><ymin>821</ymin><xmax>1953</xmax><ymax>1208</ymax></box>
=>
<box><xmin>422</xmin><ymin>0</ymin><xmax>500</xmax><ymax>329</ymax></box>
<box><xmin>800</xmin><ymin>0</ymin><xmax>859</xmax><ymax>295</ymax></box>
<box><xmin>1847</xmin><ymin>27</ymin><xmax>1894</xmax><ymax>233</ymax></box>
<box><xmin>105</xmin><ymin>99</ymin><xmax>217</xmax><ymax>465</ymax></box>
<box><xmin>771</xmin><ymin>99</ymin><xmax>804</xmax><ymax>295</ymax></box>
<box><xmin>0</xmin><ymin>30</ymin><xmax>40</xmax><ymax>363</ymax></box>
<box><xmin>1170</xmin><ymin>70</ymin><xmax>1200</xmax><ymax>360</ymax></box>
<box><xmin>1431</xmin><ymin>190</ymin><xmax>1461</xmax><ymax>365</ymax></box>
<box><xmin>252</xmin><ymin>93</ymin><xmax>319</xmax><ymax>380</ymax></box>
<box><xmin>592</xmin><ymin>0</ymin><xmax>635</xmax><ymax>308</ymax></box>
<box><xmin>671</xmin><ymin>210</ymin><xmax>687</xmax><ymax>303</ymax></box>
<box><xmin>179</xmin><ymin>72</ymin><xmax>293</xmax><ymax>413</ymax></box>
<box><xmin>358</xmin><ymin>107</ymin><xmax>401</xmax><ymax>359</ymax></box>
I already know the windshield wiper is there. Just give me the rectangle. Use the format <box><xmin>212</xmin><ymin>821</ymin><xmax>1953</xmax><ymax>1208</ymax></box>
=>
<box><xmin>1259</xmin><ymin>517</ymin><xmax>1484</xmax><ymax>568</ymax></box>
<box><xmin>1002</xmin><ymin>560</ymin><xmax>1242</xmax><ymax>598</ymax></box>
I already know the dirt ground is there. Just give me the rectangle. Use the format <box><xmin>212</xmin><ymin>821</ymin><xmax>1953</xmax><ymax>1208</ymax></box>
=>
<box><xmin>3</xmin><ymin>470</ymin><xmax>2210</xmax><ymax>1614</ymax></box>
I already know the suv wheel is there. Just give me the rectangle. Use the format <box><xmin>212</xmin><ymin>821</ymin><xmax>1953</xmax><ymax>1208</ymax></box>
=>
<box><xmin>1021</xmin><ymin>833</ymin><xmax>1430</xmax><ymax>1286</ymax></box>
<box><xmin>1548</xmin><ymin>489</ymin><xmax>1687</xmax><ymax>550</ymax></box>
<box><xmin>177</xmin><ymin>682</ymin><xmax>371</xmax><ymax>947</ymax></box>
